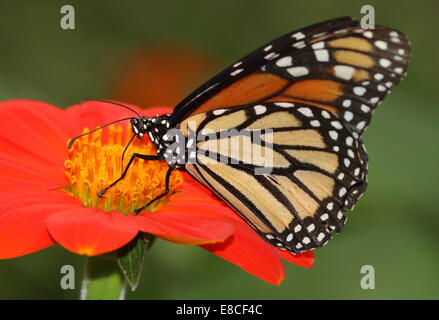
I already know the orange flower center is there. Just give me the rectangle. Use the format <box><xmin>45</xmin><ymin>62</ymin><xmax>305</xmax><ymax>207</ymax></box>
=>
<box><xmin>64</xmin><ymin>124</ymin><xmax>183</xmax><ymax>214</ymax></box>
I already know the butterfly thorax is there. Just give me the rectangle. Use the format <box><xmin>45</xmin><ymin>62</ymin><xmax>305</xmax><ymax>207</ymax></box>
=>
<box><xmin>130</xmin><ymin>114</ymin><xmax>179</xmax><ymax>163</ymax></box>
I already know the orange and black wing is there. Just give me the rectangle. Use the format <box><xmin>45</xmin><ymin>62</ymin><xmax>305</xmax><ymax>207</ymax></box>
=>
<box><xmin>170</xmin><ymin>16</ymin><xmax>411</xmax><ymax>136</ymax></box>
<box><xmin>165</xmin><ymin>17</ymin><xmax>410</xmax><ymax>254</ymax></box>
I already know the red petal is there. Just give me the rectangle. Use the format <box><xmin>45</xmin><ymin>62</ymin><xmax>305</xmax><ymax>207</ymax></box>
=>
<box><xmin>134</xmin><ymin>211</ymin><xmax>233</xmax><ymax>245</ymax></box>
<box><xmin>46</xmin><ymin>208</ymin><xmax>139</xmax><ymax>256</ymax></box>
<box><xmin>202</xmin><ymin>220</ymin><xmax>286</xmax><ymax>285</ymax></box>
<box><xmin>0</xmin><ymin>151</ymin><xmax>64</xmax><ymax>182</ymax></box>
<box><xmin>0</xmin><ymin>136</ymin><xmax>65</xmax><ymax>174</ymax></box>
<box><xmin>140</xmin><ymin>106</ymin><xmax>174</xmax><ymax>118</ymax></box>
<box><xmin>0</xmin><ymin>190</ymin><xmax>78</xmax><ymax>259</ymax></box>
<box><xmin>161</xmin><ymin>196</ymin><xmax>286</xmax><ymax>284</ymax></box>
<box><xmin>277</xmin><ymin>249</ymin><xmax>315</xmax><ymax>269</ymax></box>
<box><xmin>168</xmin><ymin>176</ymin><xmax>316</xmax><ymax>283</ymax></box>
<box><xmin>0</xmin><ymin>154</ymin><xmax>66</xmax><ymax>192</ymax></box>
<box><xmin>65</xmin><ymin>101</ymin><xmax>137</xmax><ymax>135</ymax></box>
<box><xmin>162</xmin><ymin>178</ymin><xmax>285</xmax><ymax>284</ymax></box>
<box><xmin>0</xmin><ymin>100</ymin><xmax>71</xmax><ymax>165</ymax></box>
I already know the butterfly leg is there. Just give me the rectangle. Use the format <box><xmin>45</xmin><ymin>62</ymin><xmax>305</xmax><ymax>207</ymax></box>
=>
<box><xmin>134</xmin><ymin>167</ymin><xmax>174</xmax><ymax>214</ymax></box>
<box><xmin>97</xmin><ymin>153</ymin><xmax>161</xmax><ymax>197</ymax></box>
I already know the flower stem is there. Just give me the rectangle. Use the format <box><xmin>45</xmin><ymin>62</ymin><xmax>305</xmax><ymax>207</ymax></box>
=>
<box><xmin>80</xmin><ymin>256</ymin><xmax>126</xmax><ymax>300</ymax></box>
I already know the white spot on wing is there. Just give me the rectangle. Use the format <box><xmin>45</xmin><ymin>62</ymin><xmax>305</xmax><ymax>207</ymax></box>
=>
<box><xmin>310</xmin><ymin>120</ymin><xmax>320</xmax><ymax>127</ymax></box>
<box><xmin>374</xmin><ymin>73</ymin><xmax>384</xmax><ymax>81</ymax></box>
<box><xmin>331</xmin><ymin>121</ymin><xmax>343</xmax><ymax>129</ymax></box>
<box><xmin>353</xmin><ymin>86</ymin><xmax>366</xmax><ymax>96</ymax></box>
<box><xmin>254</xmin><ymin>105</ymin><xmax>267</xmax><ymax>115</ymax></box>
<box><xmin>339</xmin><ymin>187</ymin><xmax>347</xmax><ymax>197</ymax></box>
<box><xmin>314</xmin><ymin>49</ymin><xmax>329</xmax><ymax>62</ymax></box>
<box><xmin>374</xmin><ymin>40</ymin><xmax>388</xmax><ymax>50</ymax></box>
<box><xmin>329</xmin><ymin>130</ymin><xmax>338</xmax><ymax>140</ymax></box>
<box><xmin>356</xmin><ymin>121</ymin><xmax>366</xmax><ymax>130</ymax></box>
<box><xmin>363</xmin><ymin>31</ymin><xmax>373</xmax><ymax>38</ymax></box>
<box><xmin>370</xmin><ymin>97</ymin><xmax>380</xmax><ymax>104</ymax></box>
<box><xmin>291</xmin><ymin>32</ymin><xmax>305</xmax><ymax>40</ymax></box>
<box><xmin>313</xmin><ymin>31</ymin><xmax>327</xmax><ymax>38</ymax></box>
<box><xmin>287</xmin><ymin>66</ymin><xmax>309</xmax><ymax>77</ymax></box>
<box><xmin>292</xmin><ymin>41</ymin><xmax>306</xmax><ymax>49</ymax></box>
<box><xmin>230</xmin><ymin>68</ymin><xmax>243</xmax><ymax>76</ymax></box>
<box><xmin>297</xmin><ymin>107</ymin><xmax>313</xmax><ymax>117</ymax></box>
<box><xmin>321</xmin><ymin>110</ymin><xmax>330</xmax><ymax>119</ymax></box>
<box><xmin>334</xmin><ymin>65</ymin><xmax>355</xmax><ymax>80</ymax></box>
<box><xmin>348</xmin><ymin>149</ymin><xmax>355</xmax><ymax>158</ymax></box>
<box><xmin>344</xmin><ymin>111</ymin><xmax>354</xmax><ymax>122</ymax></box>
<box><xmin>311</xmin><ymin>41</ymin><xmax>325</xmax><ymax>49</ymax></box>
<box><xmin>213</xmin><ymin>109</ymin><xmax>226</xmax><ymax>115</ymax></box>
<box><xmin>343</xmin><ymin>100</ymin><xmax>351</xmax><ymax>108</ymax></box>
<box><xmin>361</xmin><ymin>104</ymin><xmax>370</xmax><ymax>113</ymax></box>
<box><xmin>274</xmin><ymin>102</ymin><xmax>295</xmax><ymax>108</ymax></box>
<box><xmin>264</xmin><ymin>52</ymin><xmax>277</xmax><ymax>60</ymax></box>
<box><xmin>379</xmin><ymin>58</ymin><xmax>391</xmax><ymax>68</ymax></box>
<box><xmin>275</xmin><ymin>56</ymin><xmax>293</xmax><ymax>67</ymax></box>
<box><xmin>334</xmin><ymin>29</ymin><xmax>347</xmax><ymax>35</ymax></box>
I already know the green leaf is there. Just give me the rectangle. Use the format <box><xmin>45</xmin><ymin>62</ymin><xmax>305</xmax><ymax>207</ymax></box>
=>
<box><xmin>116</xmin><ymin>233</ymin><xmax>155</xmax><ymax>291</ymax></box>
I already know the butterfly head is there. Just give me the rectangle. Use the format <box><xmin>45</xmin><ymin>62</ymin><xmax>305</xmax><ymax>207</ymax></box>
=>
<box><xmin>130</xmin><ymin>114</ymin><xmax>173</xmax><ymax>154</ymax></box>
<box><xmin>130</xmin><ymin>116</ymin><xmax>154</xmax><ymax>138</ymax></box>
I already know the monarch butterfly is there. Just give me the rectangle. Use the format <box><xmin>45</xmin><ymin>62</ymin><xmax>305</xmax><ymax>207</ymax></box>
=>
<box><xmin>70</xmin><ymin>17</ymin><xmax>411</xmax><ymax>254</ymax></box>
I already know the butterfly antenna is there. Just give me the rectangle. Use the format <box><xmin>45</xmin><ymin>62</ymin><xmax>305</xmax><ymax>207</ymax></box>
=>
<box><xmin>68</xmin><ymin>117</ymin><xmax>134</xmax><ymax>149</ymax></box>
<box><xmin>80</xmin><ymin>98</ymin><xmax>142</xmax><ymax>118</ymax></box>
<box><xmin>121</xmin><ymin>134</ymin><xmax>136</xmax><ymax>171</ymax></box>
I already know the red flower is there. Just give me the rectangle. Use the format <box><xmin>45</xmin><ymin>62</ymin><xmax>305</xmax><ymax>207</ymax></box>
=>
<box><xmin>0</xmin><ymin>99</ymin><xmax>314</xmax><ymax>285</ymax></box>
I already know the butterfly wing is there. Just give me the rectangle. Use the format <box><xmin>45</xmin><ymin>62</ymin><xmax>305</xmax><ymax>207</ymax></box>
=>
<box><xmin>162</xmin><ymin>17</ymin><xmax>411</xmax><ymax>253</ymax></box>
<box><xmin>170</xmin><ymin>17</ymin><xmax>410</xmax><ymax>136</ymax></box>
<box><xmin>177</xmin><ymin>102</ymin><xmax>367</xmax><ymax>253</ymax></box>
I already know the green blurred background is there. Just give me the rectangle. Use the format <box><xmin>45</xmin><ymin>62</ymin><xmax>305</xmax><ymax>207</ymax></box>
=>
<box><xmin>0</xmin><ymin>0</ymin><xmax>438</xmax><ymax>299</ymax></box>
